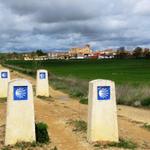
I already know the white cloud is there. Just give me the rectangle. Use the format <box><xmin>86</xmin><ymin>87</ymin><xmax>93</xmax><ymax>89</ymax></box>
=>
<box><xmin>134</xmin><ymin>0</ymin><xmax>150</xmax><ymax>15</ymax></box>
<box><xmin>0</xmin><ymin>0</ymin><xmax>150</xmax><ymax>51</ymax></box>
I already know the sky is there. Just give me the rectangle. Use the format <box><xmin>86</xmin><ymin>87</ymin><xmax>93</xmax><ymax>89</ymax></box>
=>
<box><xmin>0</xmin><ymin>0</ymin><xmax>150</xmax><ymax>52</ymax></box>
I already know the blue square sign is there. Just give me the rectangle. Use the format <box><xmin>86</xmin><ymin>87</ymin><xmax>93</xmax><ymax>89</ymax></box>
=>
<box><xmin>97</xmin><ymin>86</ymin><xmax>110</xmax><ymax>100</ymax></box>
<box><xmin>39</xmin><ymin>72</ymin><xmax>46</xmax><ymax>79</ymax></box>
<box><xmin>1</xmin><ymin>72</ymin><xmax>8</xmax><ymax>78</ymax></box>
<box><xmin>14</xmin><ymin>86</ymin><xmax>28</xmax><ymax>101</ymax></box>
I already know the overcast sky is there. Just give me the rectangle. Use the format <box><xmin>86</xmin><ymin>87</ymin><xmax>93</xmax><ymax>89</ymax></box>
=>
<box><xmin>0</xmin><ymin>0</ymin><xmax>150</xmax><ymax>52</ymax></box>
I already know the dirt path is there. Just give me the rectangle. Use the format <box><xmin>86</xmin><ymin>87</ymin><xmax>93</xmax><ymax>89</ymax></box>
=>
<box><xmin>0</xmin><ymin>66</ymin><xmax>150</xmax><ymax>149</ymax></box>
<box><xmin>118</xmin><ymin>105</ymin><xmax>150</xmax><ymax>123</ymax></box>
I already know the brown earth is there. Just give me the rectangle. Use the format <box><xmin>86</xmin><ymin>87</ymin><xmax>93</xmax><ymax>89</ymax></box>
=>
<box><xmin>0</xmin><ymin>66</ymin><xmax>150</xmax><ymax>149</ymax></box>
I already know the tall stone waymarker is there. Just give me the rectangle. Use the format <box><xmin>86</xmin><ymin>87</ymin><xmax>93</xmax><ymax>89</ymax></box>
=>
<box><xmin>0</xmin><ymin>69</ymin><xmax>10</xmax><ymax>98</ymax></box>
<box><xmin>5</xmin><ymin>79</ymin><xmax>36</xmax><ymax>145</ymax></box>
<box><xmin>36</xmin><ymin>69</ymin><xmax>49</xmax><ymax>97</ymax></box>
<box><xmin>87</xmin><ymin>79</ymin><xmax>118</xmax><ymax>142</ymax></box>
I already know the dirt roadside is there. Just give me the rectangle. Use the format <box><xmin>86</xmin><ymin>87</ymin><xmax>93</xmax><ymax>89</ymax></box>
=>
<box><xmin>0</xmin><ymin>66</ymin><xmax>150</xmax><ymax>149</ymax></box>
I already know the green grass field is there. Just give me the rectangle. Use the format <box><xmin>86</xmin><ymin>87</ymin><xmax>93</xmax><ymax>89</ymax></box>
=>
<box><xmin>5</xmin><ymin>59</ymin><xmax>150</xmax><ymax>84</ymax></box>
<box><xmin>3</xmin><ymin>59</ymin><xmax>150</xmax><ymax>107</ymax></box>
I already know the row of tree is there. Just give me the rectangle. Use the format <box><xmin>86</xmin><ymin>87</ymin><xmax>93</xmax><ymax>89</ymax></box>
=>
<box><xmin>116</xmin><ymin>47</ymin><xmax>150</xmax><ymax>59</ymax></box>
<box><xmin>0</xmin><ymin>50</ymin><xmax>48</xmax><ymax>61</ymax></box>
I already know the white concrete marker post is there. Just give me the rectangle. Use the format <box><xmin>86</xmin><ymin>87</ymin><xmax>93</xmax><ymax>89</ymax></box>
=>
<box><xmin>5</xmin><ymin>79</ymin><xmax>36</xmax><ymax>145</ymax></box>
<box><xmin>0</xmin><ymin>69</ymin><xmax>10</xmax><ymax>98</ymax></box>
<box><xmin>87</xmin><ymin>79</ymin><xmax>119</xmax><ymax>142</ymax></box>
<box><xmin>36</xmin><ymin>69</ymin><xmax>49</xmax><ymax>97</ymax></box>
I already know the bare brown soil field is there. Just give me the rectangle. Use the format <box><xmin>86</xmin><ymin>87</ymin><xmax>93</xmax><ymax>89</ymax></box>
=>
<box><xmin>0</xmin><ymin>65</ymin><xmax>150</xmax><ymax>149</ymax></box>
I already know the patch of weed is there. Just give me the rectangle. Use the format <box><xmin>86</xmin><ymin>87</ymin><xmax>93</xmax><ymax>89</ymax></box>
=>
<box><xmin>94</xmin><ymin>138</ymin><xmax>137</xmax><ymax>149</ymax></box>
<box><xmin>51</xmin><ymin>146</ymin><xmax>58</xmax><ymax>150</ymax></box>
<box><xmin>0</xmin><ymin>98</ymin><xmax>7</xmax><ymax>103</ymax></box>
<box><xmin>108</xmin><ymin>138</ymin><xmax>137</xmax><ymax>149</ymax></box>
<box><xmin>37</xmin><ymin>95</ymin><xmax>52</xmax><ymax>101</ymax></box>
<box><xmin>79</xmin><ymin>98</ymin><xmax>88</xmax><ymax>105</ymax></box>
<box><xmin>142</xmin><ymin>123</ymin><xmax>150</xmax><ymax>131</ymax></box>
<box><xmin>67</xmin><ymin>120</ymin><xmax>87</xmax><ymax>133</ymax></box>
<box><xmin>35</xmin><ymin>122</ymin><xmax>50</xmax><ymax>143</ymax></box>
<box><xmin>2</xmin><ymin>141</ymin><xmax>44</xmax><ymax>150</ymax></box>
<box><xmin>141</xmin><ymin>98</ymin><xmax>150</xmax><ymax>107</ymax></box>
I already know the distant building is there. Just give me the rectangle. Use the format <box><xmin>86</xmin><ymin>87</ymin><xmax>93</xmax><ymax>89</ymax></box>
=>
<box><xmin>48</xmin><ymin>51</ymin><xmax>69</xmax><ymax>59</ymax></box>
<box><xmin>23</xmin><ymin>53</ymin><xmax>48</xmax><ymax>61</ymax></box>
<box><xmin>48</xmin><ymin>52</ymin><xmax>59</xmax><ymax>59</ymax></box>
<box><xmin>23</xmin><ymin>54</ymin><xmax>34</xmax><ymax>60</ymax></box>
<box><xmin>34</xmin><ymin>56</ymin><xmax>48</xmax><ymax>60</ymax></box>
<box><xmin>90</xmin><ymin>49</ymin><xmax>117</xmax><ymax>59</ymax></box>
<box><xmin>68</xmin><ymin>44</ymin><xmax>92</xmax><ymax>59</ymax></box>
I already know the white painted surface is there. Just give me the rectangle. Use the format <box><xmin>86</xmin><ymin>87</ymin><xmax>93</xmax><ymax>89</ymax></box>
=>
<box><xmin>5</xmin><ymin>79</ymin><xmax>36</xmax><ymax>145</ymax></box>
<box><xmin>0</xmin><ymin>69</ymin><xmax>10</xmax><ymax>98</ymax></box>
<box><xmin>87</xmin><ymin>79</ymin><xmax>118</xmax><ymax>142</ymax></box>
<box><xmin>36</xmin><ymin>69</ymin><xmax>49</xmax><ymax>97</ymax></box>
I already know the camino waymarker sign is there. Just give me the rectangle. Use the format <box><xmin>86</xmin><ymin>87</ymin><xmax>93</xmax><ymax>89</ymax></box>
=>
<box><xmin>1</xmin><ymin>72</ymin><xmax>8</xmax><ymax>78</ymax></box>
<box><xmin>14</xmin><ymin>86</ymin><xmax>28</xmax><ymax>101</ymax></box>
<box><xmin>5</xmin><ymin>79</ymin><xmax>35</xmax><ymax>145</ymax></box>
<box><xmin>0</xmin><ymin>69</ymin><xmax>10</xmax><ymax>98</ymax></box>
<box><xmin>87</xmin><ymin>79</ymin><xmax>118</xmax><ymax>142</ymax></box>
<box><xmin>39</xmin><ymin>72</ymin><xmax>46</xmax><ymax>79</ymax></box>
<box><xmin>36</xmin><ymin>69</ymin><xmax>49</xmax><ymax>97</ymax></box>
<box><xmin>97</xmin><ymin>86</ymin><xmax>110</xmax><ymax>100</ymax></box>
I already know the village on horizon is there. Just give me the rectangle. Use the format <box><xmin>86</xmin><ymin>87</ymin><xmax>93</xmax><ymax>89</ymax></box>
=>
<box><xmin>1</xmin><ymin>44</ymin><xmax>150</xmax><ymax>60</ymax></box>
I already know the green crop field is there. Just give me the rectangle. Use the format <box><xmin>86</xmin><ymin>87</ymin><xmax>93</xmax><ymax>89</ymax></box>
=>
<box><xmin>4</xmin><ymin>59</ymin><xmax>150</xmax><ymax>84</ymax></box>
<box><xmin>3</xmin><ymin>59</ymin><xmax>150</xmax><ymax>107</ymax></box>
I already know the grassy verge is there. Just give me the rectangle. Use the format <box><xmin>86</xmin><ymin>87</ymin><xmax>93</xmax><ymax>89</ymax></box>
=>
<box><xmin>142</xmin><ymin>123</ymin><xmax>150</xmax><ymax>131</ymax></box>
<box><xmin>94</xmin><ymin>138</ymin><xmax>137</xmax><ymax>149</ymax></box>
<box><xmin>49</xmin><ymin>75</ymin><xmax>150</xmax><ymax>107</ymax></box>
<box><xmin>49</xmin><ymin>74</ymin><xmax>88</xmax><ymax>101</ymax></box>
<box><xmin>2</xmin><ymin>63</ymin><xmax>150</xmax><ymax>107</ymax></box>
<box><xmin>2</xmin><ymin>64</ymin><xmax>36</xmax><ymax>77</ymax></box>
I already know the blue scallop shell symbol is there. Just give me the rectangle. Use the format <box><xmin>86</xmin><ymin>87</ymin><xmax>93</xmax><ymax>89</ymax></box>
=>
<box><xmin>1</xmin><ymin>72</ymin><xmax>8</xmax><ymax>78</ymax></box>
<box><xmin>39</xmin><ymin>72</ymin><xmax>46</xmax><ymax>79</ymax></box>
<box><xmin>14</xmin><ymin>86</ymin><xmax>28</xmax><ymax>101</ymax></box>
<box><xmin>97</xmin><ymin>86</ymin><xmax>110</xmax><ymax>100</ymax></box>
